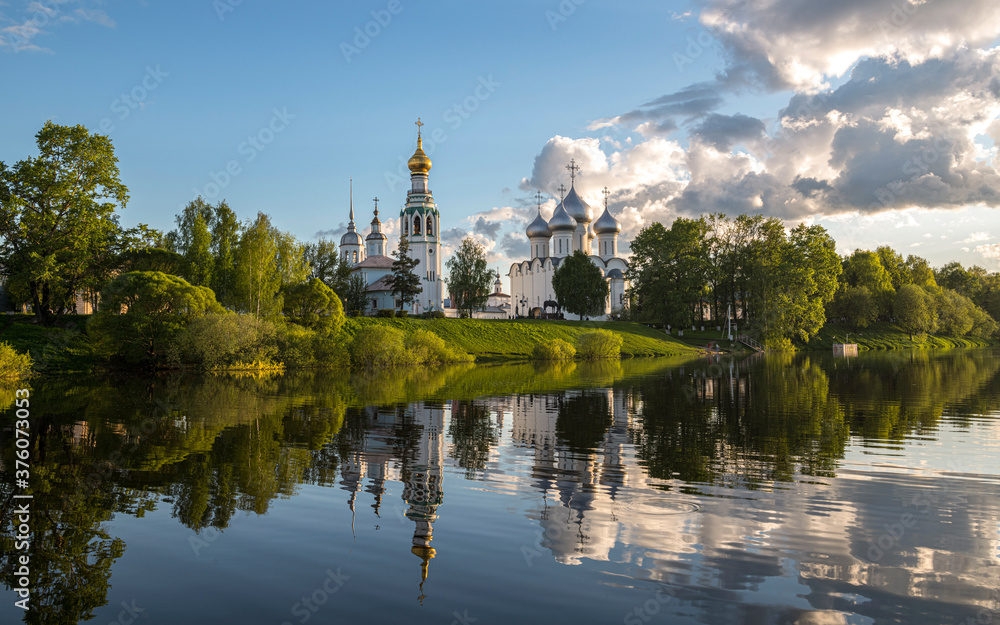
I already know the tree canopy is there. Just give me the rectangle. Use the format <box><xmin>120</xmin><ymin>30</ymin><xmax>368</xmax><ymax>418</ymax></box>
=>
<box><xmin>552</xmin><ymin>250</ymin><xmax>609</xmax><ymax>320</ymax></box>
<box><xmin>389</xmin><ymin>237</ymin><xmax>421</xmax><ymax>313</ymax></box>
<box><xmin>0</xmin><ymin>121</ymin><xmax>155</xmax><ymax>324</ymax></box>
<box><xmin>446</xmin><ymin>237</ymin><xmax>495</xmax><ymax>317</ymax></box>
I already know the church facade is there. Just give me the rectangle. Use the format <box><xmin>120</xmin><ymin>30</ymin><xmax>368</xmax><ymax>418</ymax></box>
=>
<box><xmin>508</xmin><ymin>162</ymin><xmax>628</xmax><ymax>319</ymax></box>
<box><xmin>340</xmin><ymin>123</ymin><xmax>445</xmax><ymax>314</ymax></box>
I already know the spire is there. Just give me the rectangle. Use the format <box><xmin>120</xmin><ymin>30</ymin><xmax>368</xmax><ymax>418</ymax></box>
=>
<box><xmin>349</xmin><ymin>177</ymin><xmax>355</xmax><ymax>223</ymax></box>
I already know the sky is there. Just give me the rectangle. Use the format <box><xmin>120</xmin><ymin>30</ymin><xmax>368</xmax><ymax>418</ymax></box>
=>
<box><xmin>3</xmin><ymin>0</ymin><xmax>1000</xmax><ymax>279</ymax></box>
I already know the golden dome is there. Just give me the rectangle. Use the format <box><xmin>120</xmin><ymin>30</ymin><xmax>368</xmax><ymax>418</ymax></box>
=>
<box><xmin>408</xmin><ymin>133</ymin><xmax>432</xmax><ymax>174</ymax></box>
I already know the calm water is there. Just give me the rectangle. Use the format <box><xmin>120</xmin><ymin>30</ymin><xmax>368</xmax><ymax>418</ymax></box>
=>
<box><xmin>2</xmin><ymin>351</ymin><xmax>999</xmax><ymax>625</ymax></box>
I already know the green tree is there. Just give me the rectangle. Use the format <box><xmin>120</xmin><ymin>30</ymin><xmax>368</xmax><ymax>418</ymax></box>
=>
<box><xmin>344</xmin><ymin>273</ymin><xmax>370</xmax><ymax>315</ymax></box>
<box><xmin>628</xmin><ymin>218</ymin><xmax>709</xmax><ymax>327</ymax></box>
<box><xmin>0</xmin><ymin>122</ymin><xmax>154</xmax><ymax>324</ymax></box>
<box><xmin>894</xmin><ymin>284</ymin><xmax>937</xmax><ymax>340</ymax></box>
<box><xmin>89</xmin><ymin>271</ymin><xmax>223</xmax><ymax>363</ymax></box>
<box><xmin>210</xmin><ymin>200</ymin><xmax>240</xmax><ymax>307</ymax></box>
<box><xmin>905</xmin><ymin>255</ymin><xmax>937</xmax><ymax>288</ymax></box>
<box><xmin>303</xmin><ymin>238</ymin><xmax>352</xmax><ymax>298</ymax></box>
<box><xmin>553</xmin><ymin>250</ymin><xmax>609</xmax><ymax>320</ymax></box>
<box><xmin>876</xmin><ymin>245</ymin><xmax>911</xmax><ymax>291</ymax></box>
<box><xmin>234</xmin><ymin>212</ymin><xmax>282</xmax><ymax>318</ymax></box>
<box><xmin>830</xmin><ymin>286</ymin><xmax>879</xmax><ymax>329</ymax></box>
<box><xmin>445</xmin><ymin>237</ymin><xmax>496</xmax><ymax>317</ymax></box>
<box><xmin>389</xmin><ymin>237</ymin><xmax>421</xmax><ymax>313</ymax></box>
<box><xmin>282</xmin><ymin>278</ymin><xmax>345</xmax><ymax>333</ymax></box>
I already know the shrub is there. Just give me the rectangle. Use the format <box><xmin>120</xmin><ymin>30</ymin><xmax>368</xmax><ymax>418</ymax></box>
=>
<box><xmin>350</xmin><ymin>325</ymin><xmax>408</xmax><ymax>369</ymax></box>
<box><xmin>0</xmin><ymin>342</ymin><xmax>33</xmax><ymax>380</ymax></box>
<box><xmin>279</xmin><ymin>324</ymin><xmax>351</xmax><ymax>370</ymax></box>
<box><xmin>169</xmin><ymin>313</ymin><xmax>279</xmax><ymax>369</ymax></box>
<box><xmin>532</xmin><ymin>338</ymin><xmax>576</xmax><ymax>360</ymax></box>
<box><xmin>397</xmin><ymin>310</ymin><xmax>409</xmax><ymax>318</ymax></box>
<box><xmin>427</xmin><ymin>310</ymin><xmax>447</xmax><ymax>319</ymax></box>
<box><xmin>377</xmin><ymin>309</ymin><xmax>396</xmax><ymax>318</ymax></box>
<box><xmin>576</xmin><ymin>330</ymin><xmax>623</xmax><ymax>360</ymax></box>
<box><xmin>406</xmin><ymin>329</ymin><xmax>473</xmax><ymax>364</ymax></box>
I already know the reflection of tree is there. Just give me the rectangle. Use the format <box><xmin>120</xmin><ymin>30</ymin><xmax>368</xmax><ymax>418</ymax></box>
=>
<box><xmin>447</xmin><ymin>401</ymin><xmax>498</xmax><ymax>477</ymax></box>
<box><xmin>555</xmin><ymin>393</ymin><xmax>612</xmax><ymax>454</ymax></box>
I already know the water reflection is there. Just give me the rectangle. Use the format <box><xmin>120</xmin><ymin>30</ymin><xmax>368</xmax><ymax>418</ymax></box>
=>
<box><xmin>1</xmin><ymin>351</ymin><xmax>999</xmax><ymax>624</ymax></box>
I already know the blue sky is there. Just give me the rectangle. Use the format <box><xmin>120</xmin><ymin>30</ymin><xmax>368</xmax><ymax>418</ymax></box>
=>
<box><xmin>3</xmin><ymin>0</ymin><xmax>1000</xmax><ymax>277</ymax></box>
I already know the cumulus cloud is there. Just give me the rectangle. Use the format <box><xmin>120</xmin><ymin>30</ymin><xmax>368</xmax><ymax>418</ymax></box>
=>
<box><xmin>975</xmin><ymin>243</ymin><xmax>1000</xmax><ymax>260</ymax></box>
<box><xmin>960</xmin><ymin>232</ymin><xmax>992</xmax><ymax>243</ymax></box>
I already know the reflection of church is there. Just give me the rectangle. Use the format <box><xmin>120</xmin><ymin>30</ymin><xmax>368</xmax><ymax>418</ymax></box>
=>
<box><xmin>339</xmin><ymin>120</ymin><xmax>445</xmax><ymax>314</ymax></box>
<box><xmin>508</xmin><ymin>160</ymin><xmax>629</xmax><ymax>319</ymax></box>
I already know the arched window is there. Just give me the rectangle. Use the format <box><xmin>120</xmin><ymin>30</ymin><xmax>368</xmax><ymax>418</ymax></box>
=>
<box><xmin>426</xmin><ymin>216</ymin><xmax>434</xmax><ymax>236</ymax></box>
<box><xmin>353</xmin><ymin>251</ymin><xmax>358</xmax><ymax>263</ymax></box>
<box><xmin>403</xmin><ymin>219</ymin><xmax>408</xmax><ymax>236</ymax></box>
<box><xmin>413</xmin><ymin>215</ymin><xmax>422</xmax><ymax>235</ymax></box>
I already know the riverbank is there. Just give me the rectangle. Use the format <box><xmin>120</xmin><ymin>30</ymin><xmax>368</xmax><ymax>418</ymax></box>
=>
<box><xmin>0</xmin><ymin>314</ymin><xmax>699</xmax><ymax>374</ymax></box>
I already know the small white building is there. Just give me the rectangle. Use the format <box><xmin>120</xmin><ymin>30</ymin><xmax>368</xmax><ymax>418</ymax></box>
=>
<box><xmin>508</xmin><ymin>162</ymin><xmax>628</xmax><ymax>319</ymax></box>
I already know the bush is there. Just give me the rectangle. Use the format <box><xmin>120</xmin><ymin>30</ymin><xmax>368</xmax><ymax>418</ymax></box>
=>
<box><xmin>168</xmin><ymin>313</ymin><xmax>278</xmax><ymax>369</ymax></box>
<box><xmin>350</xmin><ymin>325</ymin><xmax>408</xmax><ymax>369</ymax></box>
<box><xmin>532</xmin><ymin>338</ymin><xmax>577</xmax><ymax>360</ymax></box>
<box><xmin>406</xmin><ymin>329</ymin><xmax>473</xmax><ymax>364</ymax></box>
<box><xmin>427</xmin><ymin>310</ymin><xmax>447</xmax><ymax>319</ymax></box>
<box><xmin>277</xmin><ymin>323</ymin><xmax>350</xmax><ymax>370</ymax></box>
<box><xmin>0</xmin><ymin>342</ymin><xmax>33</xmax><ymax>380</ymax></box>
<box><xmin>377</xmin><ymin>309</ymin><xmax>396</xmax><ymax>318</ymax></box>
<box><xmin>576</xmin><ymin>330</ymin><xmax>623</xmax><ymax>360</ymax></box>
<box><xmin>397</xmin><ymin>310</ymin><xmax>409</xmax><ymax>318</ymax></box>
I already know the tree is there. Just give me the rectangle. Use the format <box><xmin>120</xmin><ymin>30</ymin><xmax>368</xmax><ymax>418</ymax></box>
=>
<box><xmin>344</xmin><ymin>273</ymin><xmax>370</xmax><ymax>315</ymax></box>
<box><xmin>905</xmin><ymin>255</ymin><xmax>937</xmax><ymax>288</ymax></box>
<box><xmin>0</xmin><ymin>122</ymin><xmax>154</xmax><ymax>324</ymax></box>
<box><xmin>830</xmin><ymin>286</ymin><xmax>879</xmax><ymax>329</ymax></box>
<box><xmin>552</xmin><ymin>250</ymin><xmax>608</xmax><ymax>320</ymax></box>
<box><xmin>234</xmin><ymin>212</ymin><xmax>282</xmax><ymax>318</ymax></box>
<box><xmin>876</xmin><ymin>245</ymin><xmax>911</xmax><ymax>291</ymax></box>
<box><xmin>894</xmin><ymin>284</ymin><xmax>936</xmax><ymax>340</ymax></box>
<box><xmin>88</xmin><ymin>271</ymin><xmax>223</xmax><ymax>363</ymax></box>
<box><xmin>210</xmin><ymin>200</ymin><xmax>240</xmax><ymax>307</ymax></box>
<box><xmin>445</xmin><ymin>237</ymin><xmax>495</xmax><ymax>317</ymax></box>
<box><xmin>389</xmin><ymin>237</ymin><xmax>421</xmax><ymax>313</ymax></box>
<box><xmin>303</xmin><ymin>238</ymin><xmax>352</xmax><ymax>297</ymax></box>
<box><xmin>282</xmin><ymin>278</ymin><xmax>345</xmax><ymax>333</ymax></box>
<box><xmin>628</xmin><ymin>219</ymin><xmax>709</xmax><ymax>327</ymax></box>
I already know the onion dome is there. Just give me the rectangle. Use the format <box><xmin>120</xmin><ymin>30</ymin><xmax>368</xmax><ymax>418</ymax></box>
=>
<box><xmin>526</xmin><ymin>210</ymin><xmax>551</xmax><ymax>238</ymax></box>
<box><xmin>367</xmin><ymin>206</ymin><xmax>388</xmax><ymax>241</ymax></box>
<box><xmin>547</xmin><ymin>201</ymin><xmax>577</xmax><ymax>232</ymax></box>
<box><xmin>408</xmin><ymin>132</ymin><xmax>432</xmax><ymax>175</ymax></box>
<box><xmin>562</xmin><ymin>184</ymin><xmax>593</xmax><ymax>224</ymax></box>
<box><xmin>593</xmin><ymin>206</ymin><xmax>622</xmax><ymax>235</ymax></box>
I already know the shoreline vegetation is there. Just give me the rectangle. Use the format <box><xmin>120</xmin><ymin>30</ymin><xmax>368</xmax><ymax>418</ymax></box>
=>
<box><xmin>0</xmin><ymin>313</ymin><xmax>995</xmax><ymax>380</ymax></box>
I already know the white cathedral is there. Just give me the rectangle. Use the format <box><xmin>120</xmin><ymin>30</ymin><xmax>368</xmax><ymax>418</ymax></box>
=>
<box><xmin>339</xmin><ymin>122</ymin><xmax>445</xmax><ymax>314</ymax></box>
<box><xmin>508</xmin><ymin>161</ymin><xmax>628</xmax><ymax>320</ymax></box>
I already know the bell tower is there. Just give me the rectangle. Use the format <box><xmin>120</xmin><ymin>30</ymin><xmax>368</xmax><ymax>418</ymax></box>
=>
<box><xmin>400</xmin><ymin>118</ymin><xmax>444</xmax><ymax>313</ymax></box>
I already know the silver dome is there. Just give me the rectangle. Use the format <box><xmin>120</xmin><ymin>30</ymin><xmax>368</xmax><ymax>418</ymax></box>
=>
<box><xmin>547</xmin><ymin>201</ymin><xmax>577</xmax><ymax>232</ymax></box>
<box><xmin>526</xmin><ymin>210</ymin><xmax>551</xmax><ymax>238</ymax></box>
<box><xmin>593</xmin><ymin>207</ymin><xmax>621</xmax><ymax>235</ymax></box>
<box><xmin>340</xmin><ymin>230</ymin><xmax>363</xmax><ymax>246</ymax></box>
<box><xmin>562</xmin><ymin>184</ymin><xmax>593</xmax><ymax>224</ymax></box>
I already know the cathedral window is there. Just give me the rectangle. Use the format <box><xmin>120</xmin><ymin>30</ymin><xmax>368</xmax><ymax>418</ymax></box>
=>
<box><xmin>404</xmin><ymin>220</ymin><xmax>408</xmax><ymax>236</ymax></box>
<box><xmin>414</xmin><ymin>215</ymin><xmax>422</xmax><ymax>235</ymax></box>
<box><xmin>426</xmin><ymin>217</ymin><xmax>434</xmax><ymax>235</ymax></box>
<box><xmin>353</xmin><ymin>251</ymin><xmax>358</xmax><ymax>263</ymax></box>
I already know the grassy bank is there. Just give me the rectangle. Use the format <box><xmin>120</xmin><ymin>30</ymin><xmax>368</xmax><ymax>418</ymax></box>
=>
<box><xmin>805</xmin><ymin>322</ymin><xmax>996</xmax><ymax>350</ymax></box>
<box><xmin>342</xmin><ymin>318</ymin><xmax>699</xmax><ymax>360</ymax></box>
<box><xmin>0</xmin><ymin>314</ymin><xmax>99</xmax><ymax>372</ymax></box>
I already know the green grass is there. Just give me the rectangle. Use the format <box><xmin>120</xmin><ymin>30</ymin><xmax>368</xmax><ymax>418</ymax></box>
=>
<box><xmin>0</xmin><ymin>314</ymin><xmax>100</xmax><ymax>372</ymax></box>
<box><xmin>341</xmin><ymin>317</ymin><xmax>699</xmax><ymax>360</ymax></box>
<box><xmin>805</xmin><ymin>321</ymin><xmax>996</xmax><ymax>351</ymax></box>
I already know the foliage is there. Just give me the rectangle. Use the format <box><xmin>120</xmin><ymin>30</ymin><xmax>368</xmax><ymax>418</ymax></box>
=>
<box><xmin>282</xmin><ymin>278</ymin><xmax>345</xmax><ymax>333</ymax></box>
<box><xmin>349</xmin><ymin>325</ymin><xmax>408</xmax><ymax>369</ymax></box>
<box><xmin>389</xmin><ymin>236</ymin><xmax>422</xmax><ymax>313</ymax></box>
<box><xmin>894</xmin><ymin>284</ymin><xmax>937</xmax><ymax>340</ymax></box>
<box><xmin>377</xmin><ymin>308</ymin><xmax>396</xmax><ymax>317</ymax></box>
<box><xmin>532</xmin><ymin>338</ymin><xmax>577</xmax><ymax>360</ymax></box>
<box><xmin>829</xmin><ymin>285</ymin><xmax>879</xmax><ymax>330</ymax></box>
<box><xmin>118</xmin><ymin>247</ymin><xmax>187</xmax><ymax>275</ymax></box>
<box><xmin>0</xmin><ymin>121</ymin><xmax>156</xmax><ymax>324</ymax></box>
<box><xmin>627</xmin><ymin>218</ymin><xmax>709</xmax><ymax>327</ymax></box>
<box><xmin>233</xmin><ymin>212</ymin><xmax>284</xmax><ymax>317</ymax></box>
<box><xmin>303</xmin><ymin>238</ymin><xmax>352</xmax><ymax>297</ymax></box>
<box><xmin>405</xmin><ymin>329</ymin><xmax>473</xmax><ymax>364</ymax></box>
<box><xmin>167</xmin><ymin>313</ymin><xmax>279</xmax><ymax>369</ymax></box>
<box><xmin>553</xmin><ymin>250</ymin><xmax>609</xmax><ymax>320</ymax></box>
<box><xmin>210</xmin><ymin>200</ymin><xmax>240</xmax><ymax>307</ymax></box>
<box><xmin>576</xmin><ymin>329</ymin><xmax>624</xmax><ymax>360</ymax></box>
<box><xmin>89</xmin><ymin>271</ymin><xmax>223</xmax><ymax>364</ymax></box>
<box><xmin>446</xmin><ymin>237</ymin><xmax>496</xmax><ymax>317</ymax></box>
<box><xmin>277</xmin><ymin>323</ymin><xmax>350</xmax><ymax>370</ymax></box>
<box><xmin>0</xmin><ymin>341</ymin><xmax>33</xmax><ymax>380</ymax></box>
<box><xmin>344</xmin><ymin>274</ymin><xmax>370</xmax><ymax>316</ymax></box>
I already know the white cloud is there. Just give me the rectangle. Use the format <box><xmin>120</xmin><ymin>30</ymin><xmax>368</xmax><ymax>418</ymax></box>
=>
<box><xmin>974</xmin><ymin>243</ymin><xmax>1000</xmax><ymax>260</ymax></box>
<box><xmin>960</xmin><ymin>231</ymin><xmax>992</xmax><ymax>243</ymax></box>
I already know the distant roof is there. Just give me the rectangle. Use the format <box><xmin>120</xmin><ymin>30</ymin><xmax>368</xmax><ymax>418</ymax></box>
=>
<box><xmin>367</xmin><ymin>275</ymin><xmax>394</xmax><ymax>292</ymax></box>
<box><xmin>353</xmin><ymin>255</ymin><xmax>394</xmax><ymax>269</ymax></box>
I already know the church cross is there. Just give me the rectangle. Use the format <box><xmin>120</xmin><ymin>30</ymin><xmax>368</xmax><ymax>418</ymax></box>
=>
<box><xmin>557</xmin><ymin>184</ymin><xmax>566</xmax><ymax>202</ymax></box>
<box><xmin>566</xmin><ymin>159</ymin><xmax>580</xmax><ymax>184</ymax></box>
<box><xmin>415</xmin><ymin>118</ymin><xmax>424</xmax><ymax>136</ymax></box>
<box><xmin>602</xmin><ymin>186</ymin><xmax>611</xmax><ymax>209</ymax></box>
<box><xmin>535</xmin><ymin>191</ymin><xmax>543</xmax><ymax>210</ymax></box>
<box><xmin>373</xmin><ymin>197</ymin><xmax>379</xmax><ymax>214</ymax></box>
